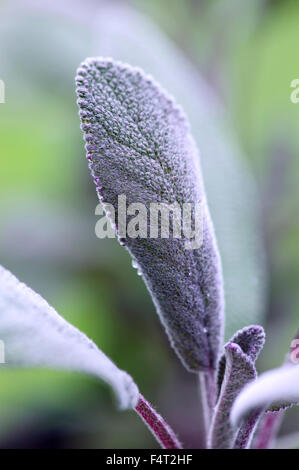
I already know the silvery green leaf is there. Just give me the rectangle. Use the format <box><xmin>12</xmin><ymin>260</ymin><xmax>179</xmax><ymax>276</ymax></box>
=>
<box><xmin>0</xmin><ymin>265</ymin><xmax>138</xmax><ymax>409</ymax></box>
<box><xmin>93</xmin><ymin>2</ymin><xmax>266</xmax><ymax>340</ymax></box>
<box><xmin>209</xmin><ymin>343</ymin><xmax>257</xmax><ymax>449</ymax></box>
<box><xmin>76</xmin><ymin>58</ymin><xmax>224</xmax><ymax>372</ymax></box>
<box><xmin>217</xmin><ymin>325</ymin><xmax>265</xmax><ymax>395</ymax></box>
<box><xmin>231</xmin><ymin>365</ymin><xmax>299</xmax><ymax>427</ymax></box>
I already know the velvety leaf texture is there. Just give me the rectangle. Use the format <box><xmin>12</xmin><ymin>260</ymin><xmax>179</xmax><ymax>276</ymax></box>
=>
<box><xmin>253</xmin><ymin>410</ymin><xmax>284</xmax><ymax>449</ymax></box>
<box><xmin>0</xmin><ymin>265</ymin><xmax>138</xmax><ymax>409</ymax></box>
<box><xmin>217</xmin><ymin>325</ymin><xmax>265</xmax><ymax>395</ymax></box>
<box><xmin>209</xmin><ymin>343</ymin><xmax>257</xmax><ymax>449</ymax></box>
<box><xmin>233</xmin><ymin>408</ymin><xmax>262</xmax><ymax>449</ymax></box>
<box><xmin>231</xmin><ymin>365</ymin><xmax>299</xmax><ymax>427</ymax></box>
<box><xmin>93</xmin><ymin>2</ymin><xmax>266</xmax><ymax>340</ymax></box>
<box><xmin>76</xmin><ymin>58</ymin><xmax>224</xmax><ymax>372</ymax></box>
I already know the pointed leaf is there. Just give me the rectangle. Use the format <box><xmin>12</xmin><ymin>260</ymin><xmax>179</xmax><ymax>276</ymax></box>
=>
<box><xmin>217</xmin><ymin>325</ymin><xmax>265</xmax><ymax>395</ymax></box>
<box><xmin>0</xmin><ymin>265</ymin><xmax>138</xmax><ymax>409</ymax></box>
<box><xmin>93</xmin><ymin>1</ymin><xmax>266</xmax><ymax>340</ymax></box>
<box><xmin>209</xmin><ymin>343</ymin><xmax>257</xmax><ymax>448</ymax></box>
<box><xmin>76</xmin><ymin>58</ymin><xmax>224</xmax><ymax>372</ymax></box>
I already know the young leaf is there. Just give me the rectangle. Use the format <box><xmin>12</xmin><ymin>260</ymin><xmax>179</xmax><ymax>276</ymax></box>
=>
<box><xmin>214</xmin><ymin>326</ymin><xmax>265</xmax><ymax>448</ymax></box>
<box><xmin>0</xmin><ymin>265</ymin><xmax>138</xmax><ymax>410</ymax></box>
<box><xmin>231</xmin><ymin>365</ymin><xmax>299</xmax><ymax>427</ymax></box>
<box><xmin>76</xmin><ymin>58</ymin><xmax>224</xmax><ymax>372</ymax></box>
<box><xmin>217</xmin><ymin>325</ymin><xmax>265</xmax><ymax>395</ymax></box>
<box><xmin>209</xmin><ymin>343</ymin><xmax>257</xmax><ymax>449</ymax></box>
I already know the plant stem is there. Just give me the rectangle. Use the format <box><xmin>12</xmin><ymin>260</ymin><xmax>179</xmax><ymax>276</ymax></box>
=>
<box><xmin>253</xmin><ymin>410</ymin><xmax>284</xmax><ymax>449</ymax></box>
<box><xmin>233</xmin><ymin>409</ymin><xmax>263</xmax><ymax>448</ymax></box>
<box><xmin>199</xmin><ymin>368</ymin><xmax>216</xmax><ymax>447</ymax></box>
<box><xmin>134</xmin><ymin>393</ymin><xmax>182</xmax><ymax>449</ymax></box>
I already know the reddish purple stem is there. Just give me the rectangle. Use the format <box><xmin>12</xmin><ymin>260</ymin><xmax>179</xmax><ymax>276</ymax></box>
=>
<box><xmin>234</xmin><ymin>409</ymin><xmax>263</xmax><ymax>448</ymax></box>
<box><xmin>253</xmin><ymin>411</ymin><xmax>284</xmax><ymax>449</ymax></box>
<box><xmin>134</xmin><ymin>393</ymin><xmax>182</xmax><ymax>449</ymax></box>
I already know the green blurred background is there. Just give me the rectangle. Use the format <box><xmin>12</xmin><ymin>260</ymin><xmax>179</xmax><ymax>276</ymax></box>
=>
<box><xmin>0</xmin><ymin>0</ymin><xmax>298</xmax><ymax>449</ymax></box>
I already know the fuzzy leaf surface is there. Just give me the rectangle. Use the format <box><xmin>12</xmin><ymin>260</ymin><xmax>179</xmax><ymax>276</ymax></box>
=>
<box><xmin>0</xmin><ymin>265</ymin><xmax>138</xmax><ymax>409</ymax></box>
<box><xmin>76</xmin><ymin>58</ymin><xmax>224</xmax><ymax>372</ymax></box>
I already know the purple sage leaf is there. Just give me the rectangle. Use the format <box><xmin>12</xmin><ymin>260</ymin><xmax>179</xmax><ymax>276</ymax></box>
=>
<box><xmin>217</xmin><ymin>325</ymin><xmax>265</xmax><ymax>396</ymax></box>
<box><xmin>209</xmin><ymin>343</ymin><xmax>257</xmax><ymax>448</ymax></box>
<box><xmin>94</xmin><ymin>1</ymin><xmax>267</xmax><ymax>340</ymax></box>
<box><xmin>75</xmin><ymin>58</ymin><xmax>224</xmax><ymax>372</ymax></box>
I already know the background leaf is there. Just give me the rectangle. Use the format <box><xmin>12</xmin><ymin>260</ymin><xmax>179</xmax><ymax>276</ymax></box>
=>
<box><xmin>231</xmin><ymin>365</ymin><xmax>299</xmax><ymax>427</ymax></box>
<box><xmin>0</xmin><ymin>265</ymin><xmax>138</xmax><ymax>410</ymax></box>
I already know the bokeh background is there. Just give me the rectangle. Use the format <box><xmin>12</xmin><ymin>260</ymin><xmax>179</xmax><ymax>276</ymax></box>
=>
<box><xmin>0</xmin><ymin>0</ymin><xmax>298</xmax><ymax>449</ymax></box>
